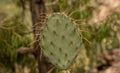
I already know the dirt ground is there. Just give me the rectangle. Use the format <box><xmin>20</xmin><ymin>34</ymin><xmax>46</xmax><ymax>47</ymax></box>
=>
<box><xmin>98</xmin><ymin>47</ymin><xmax>120</xmax><ymax>73</ymax></box>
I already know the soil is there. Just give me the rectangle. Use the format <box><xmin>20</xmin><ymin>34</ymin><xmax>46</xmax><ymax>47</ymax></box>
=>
<box><xmin>97</xmin><ymin>47</ymin><xmax>120</xmax><ymax>73</ymax></box>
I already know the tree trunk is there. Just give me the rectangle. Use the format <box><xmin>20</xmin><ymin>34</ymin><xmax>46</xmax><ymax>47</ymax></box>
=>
<box><xmin>29</xmin><ymin>0</ymin><xmax>52</xmax><ymax>73</ymax></box>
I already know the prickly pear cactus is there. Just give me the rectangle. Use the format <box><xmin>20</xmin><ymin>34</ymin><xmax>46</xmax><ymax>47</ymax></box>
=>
<box><xmin>40</xmin><ymin>13</ymin><xmax>82</xmax><ymax>69</ymax></box>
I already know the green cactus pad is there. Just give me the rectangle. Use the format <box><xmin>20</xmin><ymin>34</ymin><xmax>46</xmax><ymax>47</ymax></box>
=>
<box><xmin>40</xmin><ymin>13</ymin><xmax>82</xmax><ymax>69</ymax></box>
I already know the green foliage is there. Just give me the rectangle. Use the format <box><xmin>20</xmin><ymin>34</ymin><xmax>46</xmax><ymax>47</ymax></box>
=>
<box><xmin>0</xmin><ymin>15</ymin><xmax>31</xmax><ymax>71</ymax></box>
<box><xmin>69</xmin><ymin>7</ymin><xmax>93</xmax><ymax>20</ymax></box>
<box><xmin>40</xmin><ymin>13</ymin><xmax>82</xmax><ymax>69</ymax></box>
<box><xmin>81</xmin><ymin>15</ymin><xmax>120</xmax><ymax>69</ymax></box>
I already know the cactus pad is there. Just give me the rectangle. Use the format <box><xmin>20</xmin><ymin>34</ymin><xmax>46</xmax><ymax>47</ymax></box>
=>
<box><xmin>40</xmin><ymin>13</ymin><xmax>82</xmax><ymax>69</ymax></box>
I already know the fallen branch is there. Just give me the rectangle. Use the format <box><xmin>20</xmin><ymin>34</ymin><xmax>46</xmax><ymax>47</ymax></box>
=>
<box><xmin>16</xmin><ymin>47</ymin><xmax>34</xmax><ymax>54</ymax></box>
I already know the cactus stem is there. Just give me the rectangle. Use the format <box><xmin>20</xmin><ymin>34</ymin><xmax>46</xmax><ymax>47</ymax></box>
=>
<box><xmin>40</xmin><ymin>13</ymin><xmax>82</xmax><ymax>69</ymax></box>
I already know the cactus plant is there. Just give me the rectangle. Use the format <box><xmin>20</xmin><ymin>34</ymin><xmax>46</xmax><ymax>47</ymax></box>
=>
<box><xmin>40</xmin><ymin>13</ymin><xmax>82</xmax><ymax>69</ymax></box>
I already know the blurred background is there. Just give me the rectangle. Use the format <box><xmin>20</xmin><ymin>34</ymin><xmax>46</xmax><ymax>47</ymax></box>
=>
<box><xmin>0</xmin><ymin>0</ymin><xmax>120</xmax><ymax>73</ymax></box>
